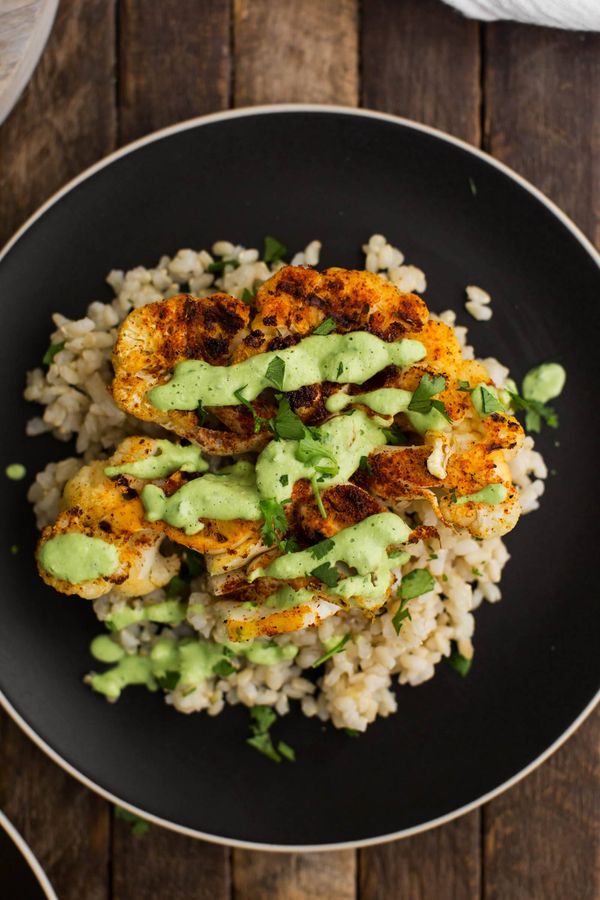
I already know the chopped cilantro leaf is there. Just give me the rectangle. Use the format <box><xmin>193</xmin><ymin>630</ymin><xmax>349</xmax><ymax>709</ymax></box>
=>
<box><xmin>310</xmin><ymin>538</ymin><xmax>335</xmax><ymax>560</ymax></box>
<box><xmin>43</xmin><ymin>341</ymin><xmax>65</xmax><ymax>366</ymax></box>
<box><xmin>507</xmin><ymin>389</ymin><xmax>558</xmax><ymax>433</ymax></box>
<box><xmin>233</xmin><ymin>385</ymin><xmax>268</xmax><ymax>433</ymax></box>
<box><xmin>382</xmin><ymin>424</ymin><xmax>408</xmax><ymax>446</ymax></box>
<box><xmin>279</xmin><ymin>473</ymin><xmax>289</xmax><ymax>486</ymax></box>
<box><xmin>196</xmin><ymin>401</ymin><xmax>207</xmax><ymax>425</ymax></box>
<box><xmin>271</xmin><ymin>397</ymin><xmax>306</xmax><ymax>440</ymax></box>
<box><xmin>247</xmin><ymin>705</ymin><xmax>295</xmax><ymax>763</ymax></box>
<box><xmin>392</xmin><ymin>596</ymin><xmax>412</xmax><ymax>635</ymax></box>
<box><xmin>263</xmin><ymin>235</ymin><xmax>288</xmax><ymax>264</ymax></box>
<box><xmin>213</xmin><ymin>659</ymin><xmax>236</xmax><ymax>678</ymax></box>
<box><xmin>409</xmin><ymin>375</ymin><xmax>451</xmax><ymax>421</ymax></box>
<box><xmin>448</xmin><ymin>648</ymin><xmax>472</xmax><ymax>677</ymax></box>
<box><xmin>250</xmin><ymin>705</ymin><xmax>277</xmax><ymax>734</ymax></box>
<box><xmin>166</xmin><ymin>575</ymin><xmax>187</xmax><ymax>598</ymax></box>
<box><xmin>359</xmin><ymin>455</ymin><xmax>373</xmax><ymax>475</ymax></box>
<box><xmin>400</xmin><ymin>568</ymin><xmax>435</xmax><ymax>600</ymax></box>
<box><xmin>114</xmin><ymin>806</ymin><xmax>151</xmax><ymax>835</ymax></box>
<box><xmin>457</xmin><ymin>380</ymin><xmax>473</xmax><ymax>392</ymax></box>
<box><xmin>479</xmin><ymin>385</ymin><xmax>503</xmax><ymax>415</ymax></box>
<box><xmin>311</xmin><ymin>634</ymin><xmax>350</xmax><ymax>668</ymax></box>
<box><xmin>296</xmin><ymin>435</ymin><xmax>338</xmax><ymax>475</ymax></box>
<box><xmin>310</xmin><ymin>561</ymin><xmax>339</xmax><ymax>587</ymax></box>
<box><xmin>471</xmin><ymin>567</ymin><xmax>483</xmax><ymax>577</ymax></box>
<box><xmin>247</xmin><ymin>732</ymin><xmax>282</xmax><ymax>762</ymax></box>
<box><xmin>207</xmin><ymin>258</ymin><xmax>240</xmax><ymax>273</ymax></box>
<box><xmin>313</xmin><ymin>317</ymin><xmax>337</xmax><ymax>335</ymax></box>
<box><xmin>336</xmin><ymin>362</ymin><xmax>344</xmax><ymax>378</ymax></box>
<box><xmin>184</xmin><ymin>549</ymin><xmax>204</xmax><ymax>578</ymax></box>
<box><xmin>157</xmin><ymin>671</ymin><xmax>180</xmax><ymax>690</ymax></box>
<box><xmin>430</xmin><ymin>399</ymin><xmax>452</xmax><ymax>422</ymax></box>
<box><xmin>344</xmin><ymin>728</ymin><xmax>360</xmax><ymax>737</ymax></box>
<box><xmin>310</xmin><ymin>475</ymin><xmax>327</xmax><ymax>518</ymax></box>
<box><xmin>241</xmin><ymin>287</ymin><xmax>255</xmax><ymax>303</ymax></box>
<box><xmin>259</xmin><ymin>497</ymin><xmax>289</xmax><ymax>547</ymax></box>
<box><xmin>429</xmin><ymin>553</ymin><xmax>439</xmax><ymax>560</ymax></box>
<box><xmin>277</xmin><ymin>741</ymin><xmax>296</xmax><ymax>762</ymax></box>
<box><xmin>265</xmin><ymin>356</ymin><xmax>286</xmax><ymax>390</ymax></box>
<box><xmin>281</xmin><ymin>536</ymin><xmax>300</xmax><ymax>553</ymax></box>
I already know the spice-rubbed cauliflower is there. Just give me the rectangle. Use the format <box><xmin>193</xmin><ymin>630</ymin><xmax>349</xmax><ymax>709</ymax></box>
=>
<box><xmin>111</xmin><ymin>292</ymin><xmax>268</xmax><ymax>455</ymax></box>
<box><xmin>110</xmin><ymin>266</ymin><xmax>429</xmax><ymax>453</ymax></box>
<box><xmin>366</xmin><ymin>412</ymin><xmax>524</xmax><ymax>539</ymax></box>
<box><xmin>36</xmin><ymin>437</ymin><xmax>265</xmax><ymax>599</ymax></box>
<box><xmin>36</xmin><ymin>461</ymin><xmax>180</xmax><ymax>599</ymax></box>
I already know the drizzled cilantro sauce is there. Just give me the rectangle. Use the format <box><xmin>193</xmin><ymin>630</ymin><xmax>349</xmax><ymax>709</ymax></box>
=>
<box><xmin>148</xmin><ymin>332</ymin><xmax>426</xmax><ymax>410</ymax></box>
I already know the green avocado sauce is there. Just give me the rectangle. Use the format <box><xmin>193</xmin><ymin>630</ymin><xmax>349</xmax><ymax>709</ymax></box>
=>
<box><xmin>40</xmin><ymin>533</ymin><xmax>119</xmax><ymax>583</ymax></box>
<box><xmin>88</xmin><ymin>632</ymin><xmax>297</xmax><ymax>701</ymax></box>
<box><xmin>104</xmin><ymin>440</ymin><xmax>208</xmax><ymax>480</ymax></box>
<box><xmin>5</xmin><ymin>463</ymin><xmax>26</xmax><ymax>481</ymax></box>
<box><xmin>250</xmin><ymin>513</ymin><xmax>411</xmax><ymax>608</ymax></box>
<box><xmin>326</xmin><ymin>388</ymin><xmax>451</xmax><ymax>434</ymax></box>
<box><xmin>141</xmin><ymin>461</ymin><xmax>262</xmax><ymax>534</ymax></box>
<box><xmin>148</xmin><ymin>332</ymin><xmax>426</xmax><ymax>411</ymax></box>
<box><xmin>454</xmin><ymin>483</ymin><xmax>507</xmax><ymax>506</ymax></box>
<box><xmin>105</xmin><ymin>599</ymin><xmax>187</xmax><ymax>631</ymax></box>
<box><xmin>256</xmin><ymin>410</ymin><xmax>385</xmax><ymax>503</ymax></box>
<box><xmin>522</xmin><ymin>363</ymin><xmax>566</xmax><ymax>403</ymax></box>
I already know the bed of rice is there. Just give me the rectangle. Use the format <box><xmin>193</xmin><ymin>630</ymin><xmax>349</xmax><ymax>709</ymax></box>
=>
<box><xmin>25</xmin><ymin>234</ymin><xmax>548</xmax><ymax>733</ymax></box>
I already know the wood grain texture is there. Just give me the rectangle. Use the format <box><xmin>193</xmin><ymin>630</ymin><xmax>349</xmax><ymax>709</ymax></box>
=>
<box><xmin>483</xmin><ymin>23</ymin><xmax>599</xmax><ymax>899</ymax></box>
<box><xmin>361</xmin><ymin>0</ymin><xmax>481</xmax><ymax>144</ymax></box>
<box><xmin>112</xmin><ymin>818</ymin><xmax>230</xmax><ymax>900</ymax></box>
<box><xmin>0</xmin><ymin>0</ymin><xmax>117</xmax><ymax>246</ymax></box>
<box><xmin>484</xmin><ymin>23</ymin><xmax>600</xmax><ymax>244</ymax></box>
<box><xmin>118</xmin><ymin>0</ymin><xmax>231</xmax><ymax>144</ymax></box>
<box><xmin>359</xmin><ymin>3</ymin><xmax>483</xmax><ymax>892</ymax></box>
<box><xmin>112</xmin><ymin>3</ymin><xmax>234</xmax><ymax>893</ymax></box>
<box><xmin>233</xmin><ymin>849</ymin><xmax>356</xmax><ymax>900</ymax></box>
<box><xmin>359</xmin><ymin>814</ymin><xmax>481</xmax><ymax>900</ymax></box>
<box><xmin>0</xmin><ymin>713</ymin><xmax>109</xmax><ymax>900</ymax></box>
<box><xmin>483</xmin><ymin>709</ymin><xmax>600</xmax><ymax>900</ymax></box>
<box><xmin>233</xmin><ymin>0</ymin><xmax>359</xmax><ymax>106</ymax></box>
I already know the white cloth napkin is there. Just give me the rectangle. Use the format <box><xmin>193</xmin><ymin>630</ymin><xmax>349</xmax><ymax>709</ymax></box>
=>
<box><xmin>441</xmin><ymin>0</ymin><xmax>600</xmax><ymax>29</ymax></box>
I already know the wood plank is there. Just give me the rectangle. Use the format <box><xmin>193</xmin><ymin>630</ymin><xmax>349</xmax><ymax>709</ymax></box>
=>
<box><xmin>233</xmin><ymin>0</ymin><xmax>359</xmax><ymax>106</ymax></box>
<box><xmin>118</xmin><ymin>0</ymin><xmax>231</xmax><ymax>144</ymax></box>
<box><xmin>0</xmin><ymin>712</ymin><xmax>110</xmax><ymax>900</ymax></box>
<box><xmin>358</xmin><ymin>814</ymin><xmax>481</xmax><ymax>900</ymax></box>
<box><xmin>231</xmin><ymin>3</ymin><xmax>359</xmax><ymax>893</ymax></box>
<box><xmin>484</xmin><ymin>23</ymin><xmax>600</xmax><ymax>243</ymax></box>
<box><xmin>111</xmin><ymin>4</ymin><xmax>233</xmax><ymax>896</ymax></box>
<box><xmin>361</xmin><ymin>0</ymin><xmax>481</xmax><ymax>144</ymax></box>
<box><xmin>231</xmin><ymin>0</ymin><xmax>360</xmax><ymax>887</ymax></box>
<box><xmin>359</xmin><ymin>3</ymin><xmax>482</xmax><ymax>894</ymax></box>
<box><xmin>112</xmin><ymin>818</ymin><xmax>231</xmax><ymax>900</ymax></box>
<box><xmin>233</xmin><ymin>849</ymin><xmax>356</xmax><ymax>900</ymax></box>
<box><xmin>483</xmin><ymin>24</ymin><xmax>599</xmax><ymax>900</ymax></box>
<box><xmin>483</xmin><ymin>709</ymin><xmax>600</xmax><ymax>900</ymax></box>
<box><xmin>0</xmin><ymin>0</ymin><xmax>117</xmax><ymax>246</ymax></box>
<box><xmin>0</xmin><ymin>4</ymin><xmax>116</xmax><ymax>898</ymax></box>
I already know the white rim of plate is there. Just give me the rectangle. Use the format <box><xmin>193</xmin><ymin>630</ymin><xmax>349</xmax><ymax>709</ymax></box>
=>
<box><xmin>0</xmin><ymin>810</ymin><xmax>59</xmax><ymax>900</ymax></box>
<box><xmin>0</xmin><ymin>104</ymin><xmax>598</xmax><ymax>853</ymax></box>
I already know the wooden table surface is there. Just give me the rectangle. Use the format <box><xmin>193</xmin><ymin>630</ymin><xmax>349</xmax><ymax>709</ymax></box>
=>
<box><xmin>0</xmin><ymin>2</ymin><xmax>598</xmax><ymax>898</ymax></box>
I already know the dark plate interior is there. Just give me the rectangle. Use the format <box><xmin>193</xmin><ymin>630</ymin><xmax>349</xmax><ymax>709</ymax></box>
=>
<box><xmin>0</xmin><ymin>109</ymin><xmax>598</xmax><ymax>847</ymax></box>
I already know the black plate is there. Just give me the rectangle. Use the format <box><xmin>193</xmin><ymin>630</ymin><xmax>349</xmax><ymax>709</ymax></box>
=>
<box><xmin>0</xmin><ymin>107</ymin><xmax>598</xmax><ymax>849</ymax></box>
<box><xmin>0</xmin><ymin>812</ymin><xmax>57</xmax><ymax>899</ymax></box>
